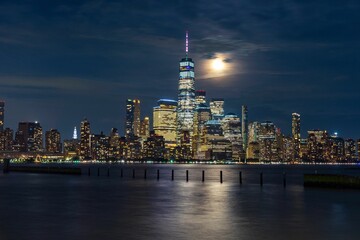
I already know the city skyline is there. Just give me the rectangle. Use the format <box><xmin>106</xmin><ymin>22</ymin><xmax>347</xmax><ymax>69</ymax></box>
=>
<box><xmin>0</xmin><ymin>1</ymin><xmax>360</xmax><ymax>139</ymax></box>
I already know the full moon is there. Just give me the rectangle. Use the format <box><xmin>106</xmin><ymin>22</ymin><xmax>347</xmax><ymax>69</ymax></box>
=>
<box><xmin>212</xmin><ymin>59</ymin><xmax>225</xmax><ymax>71</ymax></box>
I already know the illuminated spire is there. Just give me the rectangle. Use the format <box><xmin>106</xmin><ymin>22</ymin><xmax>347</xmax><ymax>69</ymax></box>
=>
<box><xmin>185</xmin><ymin>31</ymin><xmax>189</xmax><ymax>58</ymax></box>
<box><xmin>73</xmin><ymin>126</ymin><xmax>77</xmax><ymax>139</ymax></box>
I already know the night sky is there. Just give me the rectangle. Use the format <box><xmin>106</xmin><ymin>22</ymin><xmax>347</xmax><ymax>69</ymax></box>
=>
<box><xmin>0</xmin><ymin>0</ymin><xmax>359</xmax><ymax>139</ymax></box>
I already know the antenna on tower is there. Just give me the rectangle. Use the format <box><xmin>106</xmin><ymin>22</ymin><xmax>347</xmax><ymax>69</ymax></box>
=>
<box><xmin>185</xmin><ymin>31</ymin><xmax>189</xmax><ymax>58</ymax></box>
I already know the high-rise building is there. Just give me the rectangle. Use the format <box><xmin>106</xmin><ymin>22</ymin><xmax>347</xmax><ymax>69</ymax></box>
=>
<box><xmin>143</xmin><ymin>131</ymin><xmax>166</xmax><ymax>160</ymax></box>
<box><xmin>292</xmin><ymin>113</ymin><xmax>301</xmax><ymax>160</ymax></box>
<box><xmin>193</xmin><ymin>103</ymin><xmax>212</xmax><ymax>159</ymax></box>
<box><xmin>242</xmin><ymin>105</ymin><xmax>248</xmax><ymax>154</ymax></box>
<box><xmin>222</xmin><ymin>113</ymin><xmax>242</xmax><ymax>161</ymax></box>
<box><xmin>195</xmin><ymin>90</ymin><xmax>206</xmax><ymax>106</ymax></box>
<box><xmin>140</xmin><ymin>117</ymin><xmax>150</xmax><ymax>140</ymax></box>
<box><xmin>91</xmin><ymin>132</ymin><xmax>110</xmax><ymax>160</ymax></box>
<box><xmin>153</xmin><ymin>99</ymin><xmax>177</xmax><ymax>146</ymax></box>
<box><xmin>0</xmin><ymin>100</ymin><xmax>4</xmax><ymax>132</ymax></box>
<box><xmin>258</xmin><ymin>121</ymin><xmax>279</xmax><ymax>162</ymax></box>
<box><xmin>133</xmin><ymin>99</ymin><xmax>141</xmax><ymax>137</ymax></box>
<box><xmin>80</xmin><ymin>118</ymin><xmax>91</xmax><ymax>160</ymax></box>
<box><xmin>210</xmin><ymin>98</ymin><xmax>224</xmax><ymax>119</ymax></box>
<box><xmin>45</xmin><ymin>129</ymin><xmax>62</xmax><ymax>153</ymax></box>
<box><xmin>125</xmin><ymin>99</ymin><xmax>141</xmax><ymax>138</ymax></box>
<box><xmin>344</xmin><ymin>139</ymin><xmax>356</xmax><ymax>161</ymax></box>
<box><xmin>307</xmin><ymin>130</ymin><xmax>328</xmax><ymax>161</ymax></box>
<box><xmin>0</xmin><ymin>127</ymin><xmax>13</xmax><ymax>151</ymax></box>
<box><xmin>15</xmin><ymin>122</ymin><xmax>43</xmax><ymax>152</ymax></box>
<box><xmin>248</xmin><ymin>122</ymin><xmax>260</xmax><ymax>143</ymax></box>
<box><xmin>177</xmin><ymin>31</ymin><xmax>196</xmax><ymax>144</ymax></box>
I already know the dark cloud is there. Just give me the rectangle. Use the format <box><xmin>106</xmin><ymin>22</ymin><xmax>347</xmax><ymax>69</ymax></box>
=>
<box><xmin>0</xmin><ymin>0</ymin><xmax>359</xmax><ymax>139</ymax></box>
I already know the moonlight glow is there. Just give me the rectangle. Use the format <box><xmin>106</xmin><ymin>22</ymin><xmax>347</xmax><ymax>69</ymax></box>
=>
<box><xmin>212</xmin><ymin>59</ymin><xmax>225</xmax><ymax>71</ymax></box>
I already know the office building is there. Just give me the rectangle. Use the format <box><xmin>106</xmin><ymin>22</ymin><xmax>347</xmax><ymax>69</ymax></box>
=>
<box><xmin>45</xmin><ymin>129</ymin><xmax>62</xmax><ymax>153</ymax></box>
<box><xmin>80</xmin><ymin>118</ymin><xmax>91</xmax><ymax>159</ymax></box>
<box><xmin>153</xmin><ymin>99</ymin><xmax>177</xmax><ymax>145</ymax></box>
<box><xmin>210</xmin><ymin>98</ymin><xmax>224</xmax><ymax>120</ymax></box>
<box><xmin>0</xmin><ymin>100</ymin><xmax>4</xmax><ymax>132</ymax></box>
<box><xmin>177</xmin><ymin>31</ymin><xmax>196</xmax><ymax>144</ymax></box>
<box><xmin>292</xmin><ymin>113</ymin><xmax>301</xmax><ymax>160</ymax></box>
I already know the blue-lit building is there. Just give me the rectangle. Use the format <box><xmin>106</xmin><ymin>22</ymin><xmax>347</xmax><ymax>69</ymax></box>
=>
<box><xmin>177</xmin><ymin>31</ymin><xmax>196</xmax><ymax>145</ymax></box>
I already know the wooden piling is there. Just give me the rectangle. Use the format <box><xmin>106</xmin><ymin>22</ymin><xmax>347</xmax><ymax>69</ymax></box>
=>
<box><xmin>260</xmin><ymin>172</ymin><xmax>263</xmax><ymax>186</ymax></box>
<box><xmin>171</xmin><ymin>169</ymin><xmax>174</xmax><ymax>181</ymax></box>
<box><xmin>220</xmin><ymin>170</ymin><xmax>223</xmax><ymax>183</ymax></box>
<box><xmin>157</xmin><ymin>169</ymin><xmax>160</xmax><ymax>180</ymax></box>
<box><xmin>144</xmin><ymin>169</ymin><xmax>147</xmax><ymax>179</ymax></box>
<box><xmin>239</xmin><ymin>171</ymin><xmax>242</xmax><ymax>185</ymax></box>
<box><xmin>202</xmin><ymin>170</ymin><xmax>205</xmax><ymax>182</ymax></box>
<box><xmin>186</xmin><ymin>170</ymin><xmax>189</xmax><ymax>182</ymax></box>
<box><xmin>283</xmin><ymin>172</ymin><xmax>286</xmax><ymax>188</ymax></box>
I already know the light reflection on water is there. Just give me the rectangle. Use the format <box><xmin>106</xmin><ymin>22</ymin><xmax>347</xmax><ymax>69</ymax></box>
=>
<box><xmin>0</xmin><ymin>165</ymin><xmax>359</xmax><ymax>240</ymax></box>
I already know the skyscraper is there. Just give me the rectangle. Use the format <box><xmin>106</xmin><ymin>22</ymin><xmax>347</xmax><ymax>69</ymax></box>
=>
<box><xmin>0</xmin><ymin>100</ymin><xmax>4</xmax><ymax>132</ymax></box>
<box><xmin>125</xmin><ymin>99</ymin><xmax>141</xmax><ymax>138</ymax></box>
<box><xmin>195</xmin><ymin>90</ymin><xmax>206</xmax><ymax>106</ymax></box>
<box><xmin>45</xmin><ymin>129</ymin><xmax>62</xmax><ymax>153</ymax></box>
<box><xmin>73</xmin><ymin>126</ymin><xmax>77</xmax><ymax>139</ymax></box>
<box><xmin>15</xmin><ymin>121</ymin><xmax>43</xmax><ymax>152</ymax></box>
<box><xmin>210</xmin><ymin>98</ymin><xmax>224</xmax><ymax>119</ymax></box>
<box><xmin>140</xmin><ymin>117</ymin><xmax>150</xmax><ymax>140</ymax></box>
<box><xmin>242</xmin><ymin>105</ymin><xmax>248</xmax><ymax>153</ymax></box>
<box><xmin>153</xmin><ymin>99</ymin><xmax>177</xmax><ymax>145</ymax></box>
<box><xmin>80</xmin><ymin>118</ymin><xmax>91</xmax><ymax>159</ymax></box>
<box><xmin>177</xmin><ymin>31</ymin><xmax>196</xmax><ymax>144</ymax></box>
<box><xmin>133</xmin><ymin>99</ymin><xmax>141</xmax><ymax>137</ymax></box>
<box><xmin>292</xmin><ymin>113</ymin><xmax>301</xmax><ymax>160</ymax></box>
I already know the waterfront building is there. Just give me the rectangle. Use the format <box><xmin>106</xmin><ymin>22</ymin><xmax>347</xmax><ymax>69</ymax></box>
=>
<box><xmin>63</xmin><ymin>139</ymin><xmax>80</xmax><ymax>160</ymax></box>
<box><xmin>248</xmin><ymin>122</ymin><xmax>260</xmax><ymax>143</ymax></box>
<box><xmin>204</xmin><ymin>119</ymin><xmax>232</xmax><ymax>160</ymax></box>
<box><xmin>125</xmin><ymin>99</ymin><xmax>141</xmax><ymax>138</ymax></box>
<box><xmin>210</xmin><ymin>98</ymin><xmax>224</xmax><ymax>120</ymax></box>
<box><xmin>0</xmin><ymin>127</ymin><xmax>13</xmax><ymax>151</ymax></box>
<box><xmin>124</xmin><ymin>137</ymin><xmax>142</xmax><ymax>160</ymax></box>
<box><xmin>14</xmin><ymin>122</ymin><xmax>43</xmax><ymax>152</ymax></box>
<box><xmin>258</xmin><ymin>121</ymin><xmax>279</xmax><ymax>162</ymax></box>
<box><xmin>91</xmin><ymin>132</ymin><xmax>110</xmax><ymax>160</ymax></box>
<box><xmin>325</xmin><ymin>135</ymin><xmax>345</xmax><ymax>162</ymax></box>
<box><xmin>0</xmin><ymin>100</ymin><xmax>4</xmax><ymax>132</ymax></box>
<box><xmin>142</xmin><ymin>131</ymin><xmax>166</xmax><ymax>160</ymax></box>
<box><xmin>307</xmin><ymin>130</ymin><xmax>328</xmax><ymax>161</ymax></box>
<box><xmin>222</xmin><ymin>113</ymin><xmax>242</xmax><ymax>161</ymax></box>
<box><xmin>281</xmin><ymin>136</ymin><xmax>294</xmax><ymax>162</ymax></box>
<box><xmin>177</xmin><ymin>31</ymin><xmax>196</xmax><ymax>145</ymax></box>
<box><xmin>140</xmin><ymin>117</ymin><xmax>150</xmax><ymax>140</ymax></box>
<box><xmin>45</xmin><ymin>129</ymin><xmax>62</xmax><ymax>153</ymax></box>
<box><xmin>344</xmin><ymin>139</ymin><xmax>356</xmax><ymax>161</ymax></box>
<box><xmin>358</xmin><ymin>139</ymin><xmax>360</xmax><ymax>160</ymax></box>
<box><xmin>246</xmin><ymin>141</ymin><xmax>260</xmax><ymax>162</ymax></box>
<box><xmin>153</xmin><ymin>99</ymin><xmax>177</xmax><ymax>146</ymax></box>
<box><xmin>299</xmin><ymin>138</ymin><xmax>308</xmax><ymax>160</ymax></box>
<box><xmin>292</xmin><ymin>113</ymin><xmax>301</xmax><ymax>161</ymax></box>
<box><xmin>193</xmin><ymin>103</ymin><xmax>212</xmax><ymax>159</ymax></box>
<box><xmin>195</xmin><ymin>90</ymin><xmax>206</xmax><ymax>106</ymax></box>
<box><xmin>108</xmin><ymin>128</ymin><xmax>121</xmax><ymax>160</ymax></box>
<box><xmin>242</xmin><ymin>105</ymin><xmax>248</xmax><ymax>155</ymax></box>
<box><xmin>80</xmin><ymin>118</ymin><xmax>91</xmax><ymax>160</ymax></box>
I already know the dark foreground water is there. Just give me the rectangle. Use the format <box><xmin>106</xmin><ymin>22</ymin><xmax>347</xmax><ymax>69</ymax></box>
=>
<box><xmin>0</xmin><ymin>164</ymin><xmax>359</xmax><ymax>240</ymax></box>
